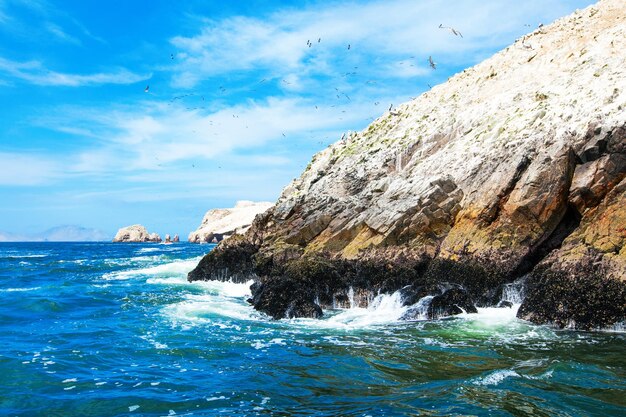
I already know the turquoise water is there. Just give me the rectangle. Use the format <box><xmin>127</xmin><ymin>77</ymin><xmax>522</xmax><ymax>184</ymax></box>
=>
<box><xmin>0</xmin><ymin>242</ymin><xmax>624</xmax><ymax>416</ymax></box>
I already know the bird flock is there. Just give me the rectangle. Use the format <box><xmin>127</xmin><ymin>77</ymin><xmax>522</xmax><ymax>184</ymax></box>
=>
<box><xmin>141</xmin><ymin>21</ymin><xmax>497</xmax><ymax>170</ymax></box>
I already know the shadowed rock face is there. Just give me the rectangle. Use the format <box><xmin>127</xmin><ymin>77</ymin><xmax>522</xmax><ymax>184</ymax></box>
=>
<box><xmin>189</xmin><ymin>0</ymin><xmax>626</xmax><ymax>329</ymax></box>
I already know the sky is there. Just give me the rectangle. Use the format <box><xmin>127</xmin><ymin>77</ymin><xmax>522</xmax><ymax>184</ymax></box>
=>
<box><xmin>0</xmin><ymin>0</ymin><xmax>596</xmax><ymax>240</ymax></box>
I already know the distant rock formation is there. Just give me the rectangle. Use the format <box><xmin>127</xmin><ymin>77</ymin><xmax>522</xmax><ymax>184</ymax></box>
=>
<box><xmin>188</xmin><ymin>201</ymin><xmax>273</xmax><ymax>243</ymax></box>
<box><xmin>113</xmin><ymin>225</ymin><xmax>161</xmax><ymax>243</ymax></box>
<box><xmin>173</xmin><ymin>234</ymin><xmax>180</xmax><ymax>242</ymax></box>
<box><xmin>189</xmin><ymin>0</ymin><xmax>626</xmax><ymax>329</ymax></box>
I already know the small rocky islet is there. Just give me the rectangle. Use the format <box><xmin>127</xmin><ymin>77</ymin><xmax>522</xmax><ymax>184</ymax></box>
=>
<box><xmin>188</xmin><ymin>0</ymin><xmax>626</xmax><ymax>331</ymax></box>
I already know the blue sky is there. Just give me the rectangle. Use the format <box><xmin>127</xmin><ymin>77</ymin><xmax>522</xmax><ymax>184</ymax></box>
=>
<box><xmin>0</xmin><ymin>0</ymin><xmax>595</xmax><ymax>239</ymax></box>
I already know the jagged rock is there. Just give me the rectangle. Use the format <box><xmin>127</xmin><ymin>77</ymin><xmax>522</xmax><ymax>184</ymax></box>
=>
<box><xmin>429</xmin><ymin>287</ymin><xmax>478</xmax><ymax>318</ymax></box>
<box><xmin>248</xmin><ymin>276</ymin><xmax>322</xmax><ymax>319</ymax></box>
<box><xmin>173</xmin><ymin>234</ymin><xmax>180</xmax><ymax>242</ymax></box>
<box><xmin>401</xmin><ymin>284</ymin><xmax>478</xmax><ymax>320</ymax></box>
<box><xmin>188</xmin><ymin>0</ymin><xmax>626</xmax><ymax>328</ymax></box>
<box><xmin>113</xmin><ymin>225</ymin><xmax>161</xmax><ymax>243</ymax></box>
<box><xmin>188</xmin><ymin>201</ymin><xmax>273</xmax><ymax>243</ymax></box>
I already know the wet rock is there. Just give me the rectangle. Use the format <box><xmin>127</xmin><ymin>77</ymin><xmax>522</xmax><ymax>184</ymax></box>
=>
<box><xmin>248</xmin><ymin>275</ymin><xmax>322</xmax><ymax>319</ymax></box>
<box><xmin>429</xmin><ymin>287</ymin><xmax>478</xmax><ymax>318</ymax></box>
<box><xmin>497</xmin><ymin>300</ymin><xmax>514</xmax><ymax>308</ymax></box>
<box><xmin>518</xmin><ymin>261</ymin><xmax>626</xmax><ymax>330</ymax></box>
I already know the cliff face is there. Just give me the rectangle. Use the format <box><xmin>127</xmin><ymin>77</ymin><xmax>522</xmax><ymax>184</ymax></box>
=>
<box><xmin>188</xmin><ymin>201</ymin><xmax>274</xmax><ymax>243</ymax></box>
<box><xmin>189</xmin><ymin>0</ymin><xmax>626</xmax><ymax>329</ymax></box>
<box><xmin>113</xmin><ymin>225</ymin><xmax>161</xmax><ymax>243</ymax></box>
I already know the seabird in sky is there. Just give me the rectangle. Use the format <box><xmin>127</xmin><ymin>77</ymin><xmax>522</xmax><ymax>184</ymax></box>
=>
<box><xmin>438</xmin><ymin>24</ymin><xmax>463</xmax><ymax>38</ymax></box>
<box><xmin>428</xmin><ymin>56</ymin><xmax>436</xmax><ymax>70</ymax></box>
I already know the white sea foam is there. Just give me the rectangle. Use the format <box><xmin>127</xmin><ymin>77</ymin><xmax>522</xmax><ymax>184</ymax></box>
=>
<box><xmin>473</xmin><ymin>369</ymin><xmax>520</xmax><ymax>386</ymax></box>
<box><xmin>102</xmin><ymin>257</ymin><xmax>202</xmax><ymax>280</ymax></box>
<box><xmin>294</xmin><ymin>291</ymin><xmax>411</xmax><ymax>329</ymax></box>
<box><xmin>0</xmin><ymin>287</ymin><xmax>41</xmax><ymax>292</ymax></box>
<box><xmin>137</xmin><ymin>248</ymin><xmax>160</xmax><ymax>254</ymax></box>
<box><xmin>164</xmin><ymin>283</ymin><xmax>259</xmax><ymax>325</ymax></box>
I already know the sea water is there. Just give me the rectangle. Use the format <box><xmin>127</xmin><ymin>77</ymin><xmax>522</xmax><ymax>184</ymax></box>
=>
<box><xmin>0</xmin><ymin>242</ymin><xmax>624</xmax><ymax>416</ymax></box>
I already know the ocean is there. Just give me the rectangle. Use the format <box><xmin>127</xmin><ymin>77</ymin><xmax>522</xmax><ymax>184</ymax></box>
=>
<box><xmin>0</xmin><ymin>242</ymin><xmax>624</xmax><ymax>416</ymax></box>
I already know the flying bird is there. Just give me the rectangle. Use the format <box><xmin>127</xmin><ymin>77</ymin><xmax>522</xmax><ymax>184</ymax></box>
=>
<box><xmin>347</xmin><ymin>44</ymin><xmax>351</xmax><ymax>50</ymax></box>
<box><xmin>318</xmin><ymin>38</ymin><xmax>321</xmax><ymax>43</ymax></box>
<box><xmin>428</xmin><ymin>56</ymin><xmax>436</xmax><ymax>70</ymax></box>
<box><xmin>144</xmin><ymin>85</ymin><xmax>149</xmax><ymax>92</ymax></box>
<box><xmin>438</xmin><ymin>24</ymin><xmax>463</xmax><ymax>38</ymax></box>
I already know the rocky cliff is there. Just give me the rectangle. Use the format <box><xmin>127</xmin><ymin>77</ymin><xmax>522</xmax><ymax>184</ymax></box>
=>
<box><xmin>113</xmin><ymin>225</ymin><xmax>161</xmax><ymax>243</ymax></box>
<box><xmin>188</xmin><ymin>201</ymin><xmax>274</xmax><ymax>243</ymax></box>
<box><xmin>189</xmin><ymin>0</ymin><xmax>626</xmax><ymax>329</ymax></box>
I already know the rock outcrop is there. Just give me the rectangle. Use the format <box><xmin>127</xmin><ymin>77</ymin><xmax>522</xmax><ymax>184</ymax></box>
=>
<box><xmin>113</xmin><ymin>225</ymin><xmax>161</xmax><ymax>243</ymax></box>
<box><xmin>188</xmin><ymin>201</ymin><xmax>273</xmax><ymax>243</ymax></box>
<box><xmin>188</xmin><ymin>0</ymin><xmax>626</xmax><ymax>328</ymax></box>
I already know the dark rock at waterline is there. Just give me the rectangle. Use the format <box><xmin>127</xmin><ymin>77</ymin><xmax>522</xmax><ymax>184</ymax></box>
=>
<box><xmin>402</xmin><ymin>286</ymin><xmax>478</xmax><ymax>320</ymax></box>
<box><xmin>497</xmin><ymin>300</ymin><xmax>514</xmax><ymax>308</ymax></box>
<box><xmin>518</xmin><ymin>261</ymin><xmax>626</xmax><ymax>330</ymax></box>
<box><xmin>248</xmin><ymin>275</ymin><xmax>323</xmax><ymax>319</ymax></box>
<box><xmin>430</xmin><ymin>287</ymin><xmax>478</xmax><ymax>317</ymax></box>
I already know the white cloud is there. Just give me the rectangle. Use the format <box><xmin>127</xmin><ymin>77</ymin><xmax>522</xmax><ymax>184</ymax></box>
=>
<box><xmin>44</xmin><ymin>22</ymin><xmax>81</xmax><ymax>44</ymax></box>
<box><xmin>0</xmin><ymin>57</ymin><xmax>150</xmax><ymax>86</ymax></box>
<box><xmin>169</xmin><ymin>0</ymin><xmax>581</xmax><ymax>88</ymax></box>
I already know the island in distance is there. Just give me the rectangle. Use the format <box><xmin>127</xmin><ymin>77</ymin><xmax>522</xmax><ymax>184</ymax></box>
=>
<box><xmin>112</xmin><ymin>224</ymin><xmax>163</xmax><ymax>243</ymax></box>
<box><xmin>188</xmin><ymin>200</ymin><xmax>273</xmax><ymax>243</ymax></box>
<box><xmin>112</xmin><ymin>201</ymin><xmax>272</xmax><ymax>244</ymax></box>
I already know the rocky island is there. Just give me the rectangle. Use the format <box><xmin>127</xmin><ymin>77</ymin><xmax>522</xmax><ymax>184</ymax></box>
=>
<box><xmin>188</xmin><ymin>201</ymin><xmax>274</xmax><ymax>243</ymax></box>
<box><xmin>113</xmin><ymin>225</ymin><xmax>162</xmax><ymax>243</ymax></box>
<box><xmin>189</xmin><ymin>0</ymin><xmax>625</xmax><ymax>330</ymax></box>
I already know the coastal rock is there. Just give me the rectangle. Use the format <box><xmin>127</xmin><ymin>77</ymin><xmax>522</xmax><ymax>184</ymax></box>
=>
<box><xmin>188</xmin><ymin>201</ymin><xmax>273</xmax><ymax>243</ymax></box>
<box><xmin>189</xmin><ymin>0</ymin><xmax>626</xmax><ymax>328</ymax></box>
<box><xmin>113</xmin><ymin>225</ymin><xmax>161</xmax><ymax>243</ymax></box>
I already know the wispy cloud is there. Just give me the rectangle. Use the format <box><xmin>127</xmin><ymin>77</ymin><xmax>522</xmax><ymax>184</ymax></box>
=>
<box><xmin>43</xmin><ymin>95</ymin><xmax>375</xmax><ymax>175</ymax></box>
<box><xmin>169</xmin><ymin>0</ymin><xmax>576</xmax><ymax>88</ymax></box>
<box><xmin>0</xmin><ymin>152</ymin><xmax>59</xmax><ymax>186</ymax></box>
<box><xmin>44</xmin><ymin>21</ymin><xmax>81</xmax><ymax>45</ymax></box>
<box><xmin>0</xmin><ymin>57</ymin><xmax>150</xmax><ymax>86</ymax></box>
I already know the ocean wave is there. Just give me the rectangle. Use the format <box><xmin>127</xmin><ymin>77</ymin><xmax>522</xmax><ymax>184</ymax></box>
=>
<box><xmin>162</xmin><ymin>282</ymin><xmax>258</xmax><ymax>325</ymax></box>
<box><xmin>0</xmin><ymin>287</ymin><xmax>41</xmax><ymax>292</ymax></box>
<box><xmin>136</xmin><ymin>247</ymin><xmax>160</xmax><ymax>254</ymax></box>
<box><xmin>101</xmin><ymin>257</ymin><xmax>202</xmax><ymax>280</ymax></box>
<box><xmin>472</xmin><ymin>369</ymin><xmax>520</xmax><ymax>386</ymax></box>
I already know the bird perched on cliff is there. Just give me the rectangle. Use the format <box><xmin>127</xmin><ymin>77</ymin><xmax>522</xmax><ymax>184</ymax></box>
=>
<box><xmin>428</xmin><ymin>56</ymin><xmax>437</xmax><ymax>69</ymax></box>
<box><xmin>439</xmin><ymin>24</ymin><xmax>463</xmax><ymax>37</ymax></box>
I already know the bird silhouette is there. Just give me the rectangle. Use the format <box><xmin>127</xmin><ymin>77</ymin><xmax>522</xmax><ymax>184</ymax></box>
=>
<box><xmin>438</xmin><ymin>24</ymin><xmax>463</xmax><ymax>38</ymax></box>
<box><xmin>144</xmin><ymin>85</ymin><xmax>149</xmax><ymax>93</ymax></box>
<box><xmin>428</xmin><ymin>56</ymin><xmax>437</xmax><ymax>70</ymax></box>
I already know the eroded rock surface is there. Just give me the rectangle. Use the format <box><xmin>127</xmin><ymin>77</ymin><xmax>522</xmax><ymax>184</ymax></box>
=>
<box><xmin>189</xmin><ymin>0</ymin><xmax>626</xmax><ymax>329</ymax></box>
